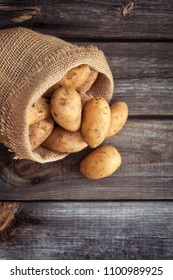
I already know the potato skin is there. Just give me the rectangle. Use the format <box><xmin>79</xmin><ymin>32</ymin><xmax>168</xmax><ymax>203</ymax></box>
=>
<box><xmin>77</xmin><ymin>68</ymin><xmax>98</xmax><ymax>94</ymax></box>
<box><xmin>81</xmin><ymin>97</ymin><xmax>111</xmax><ymax>148</ymax></box>
<box><xmin>80</xmin><ymin>145</ymin><xmax>122</xmax><ymax>179</ymax></box>
<box><xmin>42</xmin><ymin>126</ymin><xmax>87</xmax><ymax>153</ymax></box>
<box><xmin>50</xmin><ymin>87</ymin><xmax>82</xmax><ymax>132</ymax></box>
<box><xmin>29</xmin><ymin>116</ymin><xmax>54</xmax><ymax>150</ymax></box>
<box><xmin>59</xmin><ymin>64</ymin><xmax>90</xmax><ymax>89</ymax></box>
<box><xmin>28</xmin><ymin>97</ymin><xmax>50</xmax><ymax>125</ymax></box>
<box><xmin>107</xmin><ymin>101</ymin><xmax>128</xmax><ymax>138</ymax></box>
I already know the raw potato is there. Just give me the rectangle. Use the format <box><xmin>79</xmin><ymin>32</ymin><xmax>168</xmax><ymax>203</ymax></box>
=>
<box><xmin>29</xmin><ymin>116</ymin><xmax>54</xmax><ymax>150</ymax></box>
<box><xmin>77</xmin><ymin>68</ymin><xmax>98</xmax><ymax>94</ymax></box>
<box><xmin>80</xmin><ymin>145</ymin><xmax>122</xmax><ymax>179</ymax></box>
<box><xmin>28</xmin><ymin>97</ymin><xmax>50</xmax><ymax>125</ymax></box>
<box><xmin>81</xmin><ymin>97</ymin><xmax>111</xmax><ymax>148</ymax></box>
<box><xmin>107</xmin><ymin>101</ymin><xmax>128</xmax><ymax>138</ymax></box>
<box><xmin>42</xmin><ymin>126</ymin><xmax>87</xmax><ymax>153</ymax></box>
<box><xmin>79</xmin><ymin>92</ymin><xmax>93</xmax><ymax>107</ymax></box>
<box><xmin>50</xmin><ymin>87</ymin><xmax>82</xmax><ymax>132</ymax></box>
<box><xmin>59</xmin><ymin>64</ymin><xmax>90</xmax><ymax>89</ymax></box>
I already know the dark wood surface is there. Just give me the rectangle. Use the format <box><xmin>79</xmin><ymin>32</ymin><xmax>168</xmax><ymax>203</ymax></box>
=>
<box><xmin>1</xmin><ymin>0</ymin><xmax>173</xmax><ymax>40</ymax></box>
<box><xmin>0</xmin><ymin>119</ymin><xmax>172</xmax><ymax>200</ymax></box>
<box><xmin>1</xmin><ymin>202</ymin><xmax>173</xmax><ymax>260</ymax></box>
<box><xmin>0</xmin><ymin>0</ymin><xmax>173</xmax><ymax>259</ymax></box>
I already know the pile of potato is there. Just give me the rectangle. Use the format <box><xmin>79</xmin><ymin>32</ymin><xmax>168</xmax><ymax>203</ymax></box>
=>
<box><xmin>28</xmin><ymin>64</ymin><xmax>128</xmax><ymax>179</ymax></box>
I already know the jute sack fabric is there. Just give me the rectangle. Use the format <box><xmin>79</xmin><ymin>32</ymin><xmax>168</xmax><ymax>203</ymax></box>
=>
<box><xmin>0</xmin><ymin>27</ymin><xmax>114</xmax><ymax>163</ymax></box>
<box><xmin>0</xmin><ymin>202</ymin><xmax>21</xmax><ymax>240</ymax></box>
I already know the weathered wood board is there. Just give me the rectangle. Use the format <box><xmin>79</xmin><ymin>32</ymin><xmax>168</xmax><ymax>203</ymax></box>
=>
<box><xmin>0</xmin><ymin>0</ymin><xmax>173</xmax><ymax>260</ymax></box>
<box><xmin>0</xmin><ymin>202</ymin><xmax>173</xmax><ymax>260</ymax></box>
<box><xmin>0</xmin><ymin>120</ymin><xmax>172</xmax><ymax>200</ymax></box>
<box><xmin>1</xmin><ymin>0</ymin><xmax>173</xmax><ymax>40</ymax></box>
<box><xmin>87</xmin><ymin>42</ymin><xmax>173</xmax><ymax>116</ymax></box>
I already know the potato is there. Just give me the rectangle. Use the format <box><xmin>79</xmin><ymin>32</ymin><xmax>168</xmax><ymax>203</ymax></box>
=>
<box><xmin>42</xmin><ymin>126</ymin><xmax>87</xmax><ymax>153</ymax></box>
<box><xmin>77</xmin><ymin>68</ymin><xmax>98</xmax><ymax>94</ymax></box>
<box><xmin>59</xmin><ymin>64</ymin><xmax>90</xmax><ymax>89</ymax></box>
<box><xmin>50</xmin><ymin>87</ymin><xmax>82</xmax><ymax>132</ymax></box>
<box><xmin>28</xmin><ymin>97</ymin><xmax>50</xmax><ymax>125</ymax></box>
<box><xmin>29</xmin><ymin>116</ymin><xmax>54</xmax><ymax>150</ymax></box>
<box><xmin>79</xmin><ymin>92</ymin><xmax>93</xmax><ymax>107</ymax></box>
<box><xmin>80</xmin><ymin>145</ymin><xmax>122</xmax><ymax>179</ymax></box>
<box><xmin>107</xmin><ymin>101</ymin><xmax>128</xmax><ymax>138</ymax></box>
<box><xmin>81</xmin><ymin>97</ymin><xmax>111</xmax><ymax>148</ymax></box>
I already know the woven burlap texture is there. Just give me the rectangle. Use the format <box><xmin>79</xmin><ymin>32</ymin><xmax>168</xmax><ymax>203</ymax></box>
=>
<box><xmin>0</xmin><ymin>27</ymin><xmax>114</xmax><ymax>163</ymax></box>
<box><xmin>0</xmin><ymin>202</ymin><xmax>20</xmax><ymax>235</ymax></box>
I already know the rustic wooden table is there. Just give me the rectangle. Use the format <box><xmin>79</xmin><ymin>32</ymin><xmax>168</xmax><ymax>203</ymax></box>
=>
<box><xmin>0</xmin><ymin>0</ymin><xmax>173</xmax><ymax>259</ymax></box>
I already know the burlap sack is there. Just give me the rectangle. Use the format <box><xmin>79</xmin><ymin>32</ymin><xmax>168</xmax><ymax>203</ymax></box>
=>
<box><xmin>0</xmin><ymin>27</ymin><xmax>114</xmax><ymax>163</ymax></box>
<box><xmin>0</xmin><ymin>202</ymin><xmax>21</xmax><ymax>240</ymax></box>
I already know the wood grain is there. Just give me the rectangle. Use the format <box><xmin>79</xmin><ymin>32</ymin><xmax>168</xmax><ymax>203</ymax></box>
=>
<box><xmin>0</xmin><ymin>0</ymin><xmax>173</xmax><ymax>261</ymax></box>
<box><xmin>1</xmin><ymin>11</ymin><xmax>173</xmax><ymax>115</ymax></box>
<box><xmin>87</xmin><ymin>42</ymin><xmax>173</xmax><ymax>116</ymax></box>
<box><xmin>0</xmin><ymin>119</ymin><xmax>172</xmax><ymax>200</ymax></box>
<box><xmin>1</xmin><ymin>0</ymin><xmax>173</xmax><ymax>40</ymax></box>
<box><xmin>0</xmin><ymin>202</ymin><xmax>173</xmax><ymax>259</ymax></box>
<box><xmin>0</xmin><ymin>38</ymin><xmax>172</xmax><ymax>116</ymax></box>
<box><xmin>0</xmin><ymin>1</ymin><xmax>42</xmax><ymax>26</ymax></box>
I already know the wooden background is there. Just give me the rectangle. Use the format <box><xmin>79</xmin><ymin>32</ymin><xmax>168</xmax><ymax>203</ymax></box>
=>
<box><xmin>0</xmin><ymin>0</ymin><xmax>173</xmax><ymax>259</ymax></box>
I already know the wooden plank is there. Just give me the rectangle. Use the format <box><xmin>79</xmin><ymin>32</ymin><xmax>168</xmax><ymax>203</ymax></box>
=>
<box><xmin>1</xmin><ymin>32</ymin><xmax>173</xmax><ymax>114</ymax></box>
<box><xmin>1</xmin><ymin>0</ymin><xmax>173</xmax><ymax>40</ymax></box>
<box><xmin>0</xmin><ymin>119</ymin><xmax>172</xmax><ymax>200</ymax></box>
<box><xmin>0</xmin><ymin>1</ymin><xmax>42</xmax><ymax>26</ymax></box>
<box><xmin>86</xmin><ymin>42</ymin><xmax>173</xmax><ymax>116</ymax></box>
<box><xmin>0</xmin><ymin>202</ymin><xmax>173</xmax><ymax>259</ymax></box>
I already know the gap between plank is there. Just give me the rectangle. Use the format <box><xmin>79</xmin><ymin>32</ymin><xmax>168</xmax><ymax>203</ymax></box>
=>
<box><xmin>1</xmin><ymin>199</ymin><xmax>173</xmax><ymax>203</ymax></box>
<box><xmin>128</xmin><ymin>115</ymin><xmax>173</xmax><ymax>120</ymax></box>
<box><xmin>3</xmin><ymin>25</ymin><xmax>173</xmax><ymax>43</ymax></box>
